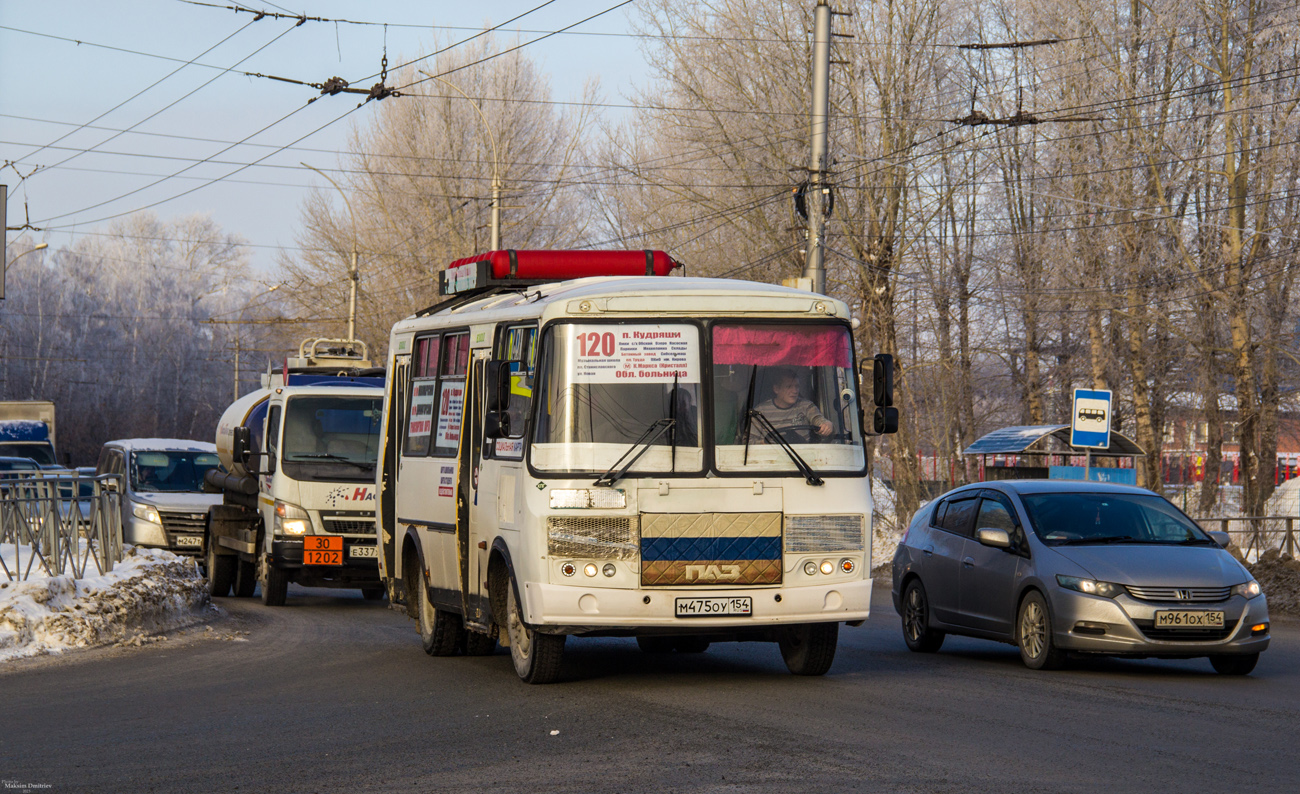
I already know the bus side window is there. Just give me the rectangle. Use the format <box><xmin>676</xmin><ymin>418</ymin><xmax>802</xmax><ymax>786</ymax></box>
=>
<box><xmin>497</xmin><ymin>325</ymin><xmax>537</xmax><ymax>450</ymax></box>
<box><xmin>432</xmin><ymin>333</ymin><xmax>470</xmax><ymax>456</ymax></box>
<box><xmin>404</xmin><ymin>335</ymin><xmax>440</xmax><ymax>457</ymax></box>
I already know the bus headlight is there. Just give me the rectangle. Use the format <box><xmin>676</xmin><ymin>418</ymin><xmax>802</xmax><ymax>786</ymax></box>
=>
<box><xmin>131</xmin><ymin>502</ymin><xmax>161</xmax><ymax>524</ymax></box>
<box><xmin>275</xmin><ymin>501</ymin><xmax>310</xmax><ymax>535</ymax></box>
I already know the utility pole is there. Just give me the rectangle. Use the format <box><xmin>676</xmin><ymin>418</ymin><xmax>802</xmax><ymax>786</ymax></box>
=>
<box><xmin>801</xmin><ymin>0</ymin><xmax>833</xmax><ymax>296</ymax></box>
<box><xmin>233</xmin><ymin>337</ymin><xmax>241</xmax><ymax>403</ymax></box>
<box><xmin>348</xmin><ymin>246</ymin><xmax>358</xmax><ymax>341</ymax></box>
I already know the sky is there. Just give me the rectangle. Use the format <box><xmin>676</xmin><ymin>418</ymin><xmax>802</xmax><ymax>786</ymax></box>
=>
<box><xmin>0</xmin><ymin>0</ymin><xmax>651</xmax><ymax>274</ymax></box>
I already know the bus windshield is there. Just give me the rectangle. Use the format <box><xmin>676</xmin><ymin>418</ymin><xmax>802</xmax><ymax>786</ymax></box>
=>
<box><xmin>712</xmin><ymin>323</ymin><xmax>864</xmax><ymax>474</ymax></box>
<box><xmin>528</xmin><ymin>321</ymin><xmax>864</xmax><ymax>476</ymax></box>
<box><xmin>531</xmin><ymin>323</ymin><xmax>703</xmax><ymax>475</ymax></box>
<box><xmin>280</xmin><ymin>395</ymin><xmax>383</xmax><ymax>482</ymax></box>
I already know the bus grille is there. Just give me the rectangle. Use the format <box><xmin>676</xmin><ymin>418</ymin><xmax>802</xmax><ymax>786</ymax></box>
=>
<box><xmin>641</xmin><ymin>513</ymin><xmax>782</xmax><ymax>586</ymax></box>
<box><xmin>784</xmin><ymin>515</ymin><xmax>865</xmax><ymax>553</ymax></box>
<box><xmin>547</xmin><ymin>516</ymin><xmax>638</xmax><ymax>560</ymax></box>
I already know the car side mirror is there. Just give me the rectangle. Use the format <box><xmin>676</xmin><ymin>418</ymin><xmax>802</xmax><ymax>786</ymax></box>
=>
<box><xmin>976</xmin><ymin>527</ymin><xmax>1011</xmax><ymax>549</ymax></box>
<box><xmin>1207</xmin><ymin>530</ymin><xmax>1231</xmax><ymax>548</ymax></box>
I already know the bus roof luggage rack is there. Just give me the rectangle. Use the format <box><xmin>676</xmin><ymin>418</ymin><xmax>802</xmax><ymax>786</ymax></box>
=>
<box><xmin>437</xmin><ymin>249</ymin><xmax>680</xmax><ymax>298</ymax></box>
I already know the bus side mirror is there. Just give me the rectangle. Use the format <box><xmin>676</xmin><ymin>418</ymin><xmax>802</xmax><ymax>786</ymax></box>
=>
<box><xmin>873</xmin><ymin>406</ymin><xmax>899</xmax><ymax>435</ymax></box>
<box><xmin>872</xmin><ymin>354</ymin><xmax>894</xmax><ymax>407</ymax></box>
<box><xmin>484</xmin><ymin>410</ymin><xmax>510</xmax><ymax>440</ymax></box>
<box><xmin>485</xmin><ymin>361</ymin><xmax>518</xmax><ymax>413</ymax></box>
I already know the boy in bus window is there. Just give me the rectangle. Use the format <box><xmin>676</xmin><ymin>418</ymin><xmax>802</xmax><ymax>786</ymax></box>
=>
<box><xmin>756</xmin><ymin>368</ymin><xmax>832</xmax><ymax>442</ymax></box>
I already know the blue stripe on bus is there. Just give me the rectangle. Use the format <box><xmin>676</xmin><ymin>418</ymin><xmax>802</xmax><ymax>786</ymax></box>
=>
<box><xmin>640</xmin><ymin>536</ymin><xmax>781</xmax><ymax>562</ymax></box>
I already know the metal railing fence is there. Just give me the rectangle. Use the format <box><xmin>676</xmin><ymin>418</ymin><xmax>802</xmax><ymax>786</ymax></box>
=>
<box><xmin>1198</xmin><ymin>516</ymin><xmax>1299</xmax><ymax>563</ymax></box>
<box><xmin>1</xmin><ymin>472</ymin><xmax>123</xmax><ymax>582</ymax></box>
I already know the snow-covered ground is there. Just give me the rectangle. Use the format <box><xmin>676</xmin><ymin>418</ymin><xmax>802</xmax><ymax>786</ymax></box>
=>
<box><xmin>0</xmin><ymin>545</ymin><xmax>212</xmax><ymax>661</ymax></box>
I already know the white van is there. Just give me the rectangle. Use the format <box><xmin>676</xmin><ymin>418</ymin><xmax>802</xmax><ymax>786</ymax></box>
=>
<box><xmin>96</xmin><ymin>438</ymin><xmax>223</xmax><ymax>555</ymax></box>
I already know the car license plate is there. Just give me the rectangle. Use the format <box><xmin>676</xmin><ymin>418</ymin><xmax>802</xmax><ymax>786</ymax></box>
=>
<box><xmin>303</xmin><ymin>535</ymin><xmax>343</xmax><ymax>566</ymax></box>
<box><xmin>1154</xmin><ymin>610</ymin><xmax>1224</xmax><ymax>628</ymax></box>
<box><xmin>675</xmin><ymin>596</ymin><xmax>752</xmax><ymax>618</ymax></box>
<box><xmin>349</xmin><ymin>545</ymin><xmax>378</xmax><ymax>559</ymax></box>
<box><xmin>174</xmin><ymin>535</ymin><xmax>202</xmax><ymax>547</ymax></box>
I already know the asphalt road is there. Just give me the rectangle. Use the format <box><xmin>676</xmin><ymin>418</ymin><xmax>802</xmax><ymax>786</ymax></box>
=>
<box><xmin>2</xmin><ymin>584</ymin><xmax>1298</xmax><ymax>794</ymax></box>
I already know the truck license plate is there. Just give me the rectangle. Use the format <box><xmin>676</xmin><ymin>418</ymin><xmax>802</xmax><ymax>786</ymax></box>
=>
<box><xmin>303</xmin><ymin>536</ymin><xmax>343</xmax><ymax>566</ymax></box>
<box><xmin>174</xmin><ymin>535</ymin><xmax>202</xmax><ymax>547</ymax></box>
<box><xmin>675</xmin><ymin>596</ymin><xmax>752</xmax><ymax>618</ymax></box>
<box><xmin>1154</xmin><ymin>610</ymin><xmax>1224</xmax><ymax>628</ymax></box>
<box><xmin>349</xmin><ymin>545</ymin><xmax>378</xmax><ymax>559</ymax></box>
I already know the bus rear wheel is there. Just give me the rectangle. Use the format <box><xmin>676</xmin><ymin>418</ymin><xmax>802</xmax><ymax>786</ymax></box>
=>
<box><xmin>415</xmin><ymin>575</ymin><xmax>462</xmax><ymax>657</ymax></box>
<box><xmin>506</xmin><ymin>580</ymin><xmax>564</xmax><ymax>684</ymax></box>
<box><xmin>778</xmin><ymin>622</ymin><xmax>838</xmax><ymax>676</ymax></box>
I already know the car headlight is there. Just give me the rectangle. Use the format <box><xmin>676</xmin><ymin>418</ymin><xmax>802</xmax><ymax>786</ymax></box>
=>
<box><xmin>131</xmin><ymin>502</ymin><xmax>161</xmax><ymax>524</ymax></box>
<box><xmin>1232</xmin><ymin>580</ymin><xmax>1262</xmax><ymax>599</ymax></box>
<box><xmin>1057</xmin><ymin>575</ymin><xmax>1125</xmax><ymax>598</ymax></box>
<box><xmin>274</xmin><ymin>501</ymin><xmax>310</xmax><ymax>535</ymax></box>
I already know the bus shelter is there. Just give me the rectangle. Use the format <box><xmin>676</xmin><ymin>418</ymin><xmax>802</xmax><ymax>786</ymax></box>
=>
<box><xmin>963</xmin><ymin>425</ymin><xmax>1146</xmax><ymax>483</ymax></box>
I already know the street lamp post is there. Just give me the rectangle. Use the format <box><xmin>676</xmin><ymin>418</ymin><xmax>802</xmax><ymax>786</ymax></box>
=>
<box><xmin>2</xmin><ymin>242</ymin><xmax>48</xmax><ymax>301</ymax></box>
<box><xmin>418</xmin><ymin>71</ymin><xmax>502</xmax><ymax>250</ymax></box>
<box><xmin>300</xmin><ymin>163</ymin><xmax>361</xmax><ymax>340</ymax></box>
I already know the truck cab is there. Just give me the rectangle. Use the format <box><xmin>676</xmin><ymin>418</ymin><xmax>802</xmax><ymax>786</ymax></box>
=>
<box><xmin>205</xmin><ymin>339</ymin><xmax>386</xmax><ymax>604</ymax></box>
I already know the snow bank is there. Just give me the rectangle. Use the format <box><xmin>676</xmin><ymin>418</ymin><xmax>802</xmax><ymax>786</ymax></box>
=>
<box><xmin>0</xmin><ymin>545</ymin><xmax>211</xmax><ymax>661</ymax></box>
<box><xmin>871</xmin><ymin>477</ymin><xmax>903</xmax><ymax>573</ymax></box>
<box><xmin>1265</xmin><ymin>477</ymin><xmax>1300</xmax><ymax>517</ymax></box>
<box><xmin>1247</xmin><ymin>550</ymin><xmax>1300</xmax><ymax>617</ymax></box>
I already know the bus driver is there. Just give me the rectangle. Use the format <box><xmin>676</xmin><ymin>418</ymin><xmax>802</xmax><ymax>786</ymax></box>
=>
<box><xmin>756</xmin><ymin>368</ymin><xmax>833</xmax><ymax>441</ymax></box>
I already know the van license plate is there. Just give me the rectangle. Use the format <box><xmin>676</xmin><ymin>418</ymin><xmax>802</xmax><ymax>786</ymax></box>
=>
<box><xmin>1154</xmin><ymin>610</ymin><xmax>1224</xmax><ymax>628</ymax></box>
<box><xmin>349</xmin><ymin>545</ymin><xmax>378</xmax><ymax>559</ymax></box>
<box><xmin>303</xmin><ymin>536</ymin><xmax>342</xmax><ymax>566</ymax></box>
<box><xmin>174</xmin><ymin>535</ymin><xmax>202</xmax><ymax>547</ymax></box>
<box><xmin>675</xmin><ymin>596</ymin><xmax>752</xmax><ymax>618</ymax></box>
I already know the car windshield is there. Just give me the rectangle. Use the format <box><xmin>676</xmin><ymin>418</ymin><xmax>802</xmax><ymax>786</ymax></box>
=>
<box><xmin>1020</xmin><ymin>492</ymin><xmax>1212</xmax><ymax>545</ymax></box>
<box><xmin>130</xmin><ymin>451</ymin><xmax>223</xmax><ymax>493</ymax></box>
<box><xmin>1</xmin><ymin>443</ymin><xmax>56</xmax><ymax>465</ymax></box>
<box><xmin>280</xmin><ymin>395</ymin><xmax>382</xmax><ymax>480</ymax></box>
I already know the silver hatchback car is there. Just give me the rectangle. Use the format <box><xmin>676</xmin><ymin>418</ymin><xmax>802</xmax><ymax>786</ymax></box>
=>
<box><xmin>891</xmin><ymin>480</ymin><xmax>1270</xmax><ymax>674</ymax></box>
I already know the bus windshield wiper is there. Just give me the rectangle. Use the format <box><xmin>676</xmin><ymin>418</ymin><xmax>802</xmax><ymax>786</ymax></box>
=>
<box><xmin>594</xmin><ymin>418</ymin><xmax>676</xmax><ymax>487</ymax></box>
<box><xmin>746</xmin><ymin>410</ymin><xmax>825</xmax><ymax>487</ymax></box>
<box><xmin>285</xmin><ymin>453</ymin><xmax>374</xmax><ymax>470</ymax></box>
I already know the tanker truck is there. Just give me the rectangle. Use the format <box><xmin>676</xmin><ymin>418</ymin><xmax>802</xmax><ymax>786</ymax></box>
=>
<box><xmin>203</xmin><ymin>338</ymin><xmax>386</xmax><ymax>605</ymax></box>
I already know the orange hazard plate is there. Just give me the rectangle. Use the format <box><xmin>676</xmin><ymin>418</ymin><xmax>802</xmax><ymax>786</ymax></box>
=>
<box><xmin>303</xmin><ymin>535</ymin><xmax>343</xmax><ymax>566</ymax></box>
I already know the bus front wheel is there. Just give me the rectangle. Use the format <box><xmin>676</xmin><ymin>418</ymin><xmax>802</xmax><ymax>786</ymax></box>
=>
<box><xmin>778</xmin><ymin>622</ymin><xmax>838</xmax><ymax>676</ymax></box>
<box><xmin>506</xmin><ymin>580</ymin><xmax>565</xmax><ymax>684</ymax></box>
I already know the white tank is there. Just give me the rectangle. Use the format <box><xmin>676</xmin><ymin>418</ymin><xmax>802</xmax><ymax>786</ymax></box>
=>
<box><xmin>215</xmin><ymin>388</ymin><xmax>271</xmax><ymax>477</ymax></box>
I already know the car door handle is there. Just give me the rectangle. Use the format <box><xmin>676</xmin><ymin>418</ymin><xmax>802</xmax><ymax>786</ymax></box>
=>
<box><xmin>922</xmin><ymin>545</ymin><xmax>934</xmax><ymax>556</ymax></box>
<box><xmin>963</xmin><ymin>556</ymin><xmax>975</xmax><ymax>568</ymax></box>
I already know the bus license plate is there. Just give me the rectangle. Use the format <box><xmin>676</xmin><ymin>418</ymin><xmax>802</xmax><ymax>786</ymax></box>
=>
<box><xmin>349</xmin><ymin>545</ymin><xmax>378</xmax><ymax>559</ymax></box>
<box><xmin>675</xmin><ymin>596</ymin><xmax>752</xmax><ymax>618</ymax></box>
<box><xmin>1154</xmin><ymin>610</ymin><xmax>1224</xmax><ymax>628</ymax></box>
<box><xmin>303</xmin><ymin>536</ymin><xmax>342</xmax><ymax>566</ymax></box>
<box><xmin>174</xmin><ymin>535</ymin><xmax>202</xmax><ymax>547</ymax></box>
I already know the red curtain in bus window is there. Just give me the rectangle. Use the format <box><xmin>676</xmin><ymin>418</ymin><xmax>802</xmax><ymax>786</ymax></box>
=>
<box><xmin>712</xmin><ymin>324</ymin><xmax>850</xmax><ymax>367</ymax></box>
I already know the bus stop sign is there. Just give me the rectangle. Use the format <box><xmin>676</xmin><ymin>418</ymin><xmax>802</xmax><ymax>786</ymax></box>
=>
<box><xmin>1071</xmin><ymin>388</ymin><xmax>1112</xmax><ymax>449</ymax></box>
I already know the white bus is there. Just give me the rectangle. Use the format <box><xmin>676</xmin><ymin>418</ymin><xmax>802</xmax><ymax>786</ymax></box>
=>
<box><xmin>375</xmin><ymin>250</ymin><xmax>896</xmax><ymax>683</ymax></box>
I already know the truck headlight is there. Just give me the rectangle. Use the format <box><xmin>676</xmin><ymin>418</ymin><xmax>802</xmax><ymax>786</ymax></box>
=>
<box><xmin>1232</xmin><ymin>580</ymin><xmax>1262</xmax><ymax>599</ymax></box>
<box><xmin>131</xmin><ymin>502</ymin><xmax>161</xmax><ymax>524</ymax></box>
<box><xmin>275</xmin><ymin>501</ymin><xmax>310</xmax><ymax>535</ymax></box>
<box><xmin>1057</xmin><ymin>575</ymin><xmax>1124</xmax><ymax>598</ymax></box>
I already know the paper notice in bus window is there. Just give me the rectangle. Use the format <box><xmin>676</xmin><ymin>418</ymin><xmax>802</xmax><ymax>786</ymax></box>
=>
<box><xmin>407</xmin><ymin>382</ymin><xmax>437</xmax><ymax>439</ymax></box>
<box><xmin>568</xmin><ymin>324</ymin><xmax>699</xmax><ymax>384</ymax></box>
<box><xmin>438</xmin><ymin>464</ymin><xmax>454</xmax><ymax>497</ymax></box>
<box><xmin>435</xmin><ymin>382</ymin><xmax>465</xmax><ymax>448</ymax></box>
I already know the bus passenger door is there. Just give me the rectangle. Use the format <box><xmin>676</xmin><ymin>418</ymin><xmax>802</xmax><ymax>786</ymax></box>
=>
<box><xmin>456</xmin><ymin>349</ymin><xmax>494</xmax><ymax>629</ymax></box>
